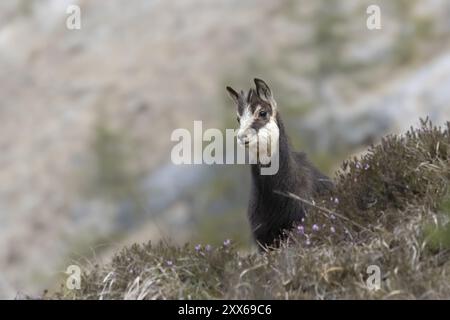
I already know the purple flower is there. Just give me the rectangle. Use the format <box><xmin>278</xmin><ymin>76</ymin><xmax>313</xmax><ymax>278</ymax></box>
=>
<box><xmin>312</xmin><ymin>224</ymin><xmax>319</xmax><ymax>232</ymax></box>
<box><xmin>364</xmin><ymin>164</ymin><xmax>370</xmax><ymax>170</ymax></box>
<box><xmin>166</xmin><ymin>260</ymin><xmax>173</xmax><ymax>266</ymax></box>
<box><xmin>297</xmin><ymin>225</ymin><xmax>305</xmax><ymax>234</ymax></box>
<box><xmin>223</xmin><ymin>239</ymin><xmax>231</xmax><ymax>246</ymax></box>
<box><xmin>205</xmin><ymin>244</ymin><xmax>212</xmax><ymax>252</ymax></box>
<box><xmin>356</xmin><ymin>162</ymin><xmax>362</xmax><ymax>169</ymax></box>
<box><xmin>195</xmin><ymin>244</ymin><xmax>201</xmax><ymax>251</ymax></box>
<box><xmin>334</xmin><ymin>197</ymin><xmax>339</xmax><ymax>204</ymax></box>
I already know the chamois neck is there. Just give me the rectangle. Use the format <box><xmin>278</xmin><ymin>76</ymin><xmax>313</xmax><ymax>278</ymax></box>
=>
<box><xmin>250</xmin><ymin>114</ymin><xmax>294</xmax><ymax>189</ymax></box>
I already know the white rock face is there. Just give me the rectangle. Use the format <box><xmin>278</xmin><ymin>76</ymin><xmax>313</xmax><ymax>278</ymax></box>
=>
<box><xmin>303</xmin><ymin>51</ymin><xmax>450</xmax><ymax>151</ymax></box>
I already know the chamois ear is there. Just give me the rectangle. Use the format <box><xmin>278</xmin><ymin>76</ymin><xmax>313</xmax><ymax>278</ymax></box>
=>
<box><xmin>254</xmin><ymin>78</ymin><xmax>273</xmax><ymax>103</ymax></box>
<box><xmin>247</xmin><ymin>88</ymin><xmax>256</xmax><ymax>103</ymax></box>
<box><xmin>226</xmin><ymin>86</ymin><xmax>239</xmax><ymax>105</ymax></box>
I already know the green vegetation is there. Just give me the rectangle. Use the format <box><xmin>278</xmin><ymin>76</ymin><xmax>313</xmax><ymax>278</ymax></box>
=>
<box><xmin>87</xmin><ymin>113</ymin><xmax>142</xmax><ymax>202</ymax></box>
<box><xmin>82</xmin><ymin>111</ymin><xmax>146</xmax><ymax>224</ymax></box>
<box><xmin>51</xmin><ymin>119</ymin><xmax>450</xmax><ymax>299</ymax></box>
<box><xmin>425</xmin><ymin>194</ymin><xmax>450</xmax><ymax>251</ymax></box>
<box><xmin>17</xmin><ymin>0</ymin><xmax>34</xmax><ymax>16</ymax></box>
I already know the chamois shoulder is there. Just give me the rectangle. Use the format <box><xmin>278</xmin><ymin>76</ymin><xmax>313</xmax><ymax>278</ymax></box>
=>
<box><xmin>292</xmin><ymin>151</ymin><xmax>334</xmax><ymax>196</ymax></box>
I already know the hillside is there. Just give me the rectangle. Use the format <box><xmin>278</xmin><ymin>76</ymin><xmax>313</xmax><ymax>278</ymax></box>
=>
<box><xmin>51</xmin><ymin>120</ymin><xmax>450</xmax><ymax>299</ymax></box>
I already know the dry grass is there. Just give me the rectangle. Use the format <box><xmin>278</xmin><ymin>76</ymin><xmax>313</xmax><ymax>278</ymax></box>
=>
<box><xmin>52</xmin><ymin>119</ymin><xmax>450</xmax><ymax>299</ymax></box>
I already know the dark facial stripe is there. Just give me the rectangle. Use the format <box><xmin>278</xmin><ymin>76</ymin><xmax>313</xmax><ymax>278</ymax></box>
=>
<box><xmin>251</xmin><ymin>117</ymin><xmax>268</xmax><ymax>131</ymax></box>
<box><xmin>236</xmin><ymin>89</ymin><xmax>273</xmax><ymax>116</ymax></box>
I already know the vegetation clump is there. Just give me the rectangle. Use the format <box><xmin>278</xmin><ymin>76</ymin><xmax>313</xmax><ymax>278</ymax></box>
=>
<box><xmin>54</xmin><ymin>119</ymin><xmax>450</xmax><ymax>299</ymax></box>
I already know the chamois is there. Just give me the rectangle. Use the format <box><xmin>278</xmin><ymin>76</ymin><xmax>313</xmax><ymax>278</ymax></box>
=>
<box><xmin>226</xmin><ymin>78</ymin><xmax>333</xmax><ymax>249</ymax></box>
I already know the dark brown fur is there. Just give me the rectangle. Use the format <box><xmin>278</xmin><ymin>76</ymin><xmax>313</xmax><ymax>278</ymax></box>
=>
<box><xmin>227</xmin><ymin>79</ymin><xmax>333</xmax><ymax>249</ymax></box>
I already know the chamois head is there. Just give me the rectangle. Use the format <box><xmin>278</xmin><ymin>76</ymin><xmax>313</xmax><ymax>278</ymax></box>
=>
<box><xmin>226</xmin><ymin>78</ymin><xmax>280</xmax><ymax>163</ymax></box>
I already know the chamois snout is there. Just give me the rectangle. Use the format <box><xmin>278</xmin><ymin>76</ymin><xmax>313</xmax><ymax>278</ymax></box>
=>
<box><xmin>237</xmin><ymin>128</ymin><xmax>256</xmax><ymax>146</ymax></box>
<box><xmin>237</xmin><ymin>131</ymin><xmax>249</xmax><ymax>145</ymax></box>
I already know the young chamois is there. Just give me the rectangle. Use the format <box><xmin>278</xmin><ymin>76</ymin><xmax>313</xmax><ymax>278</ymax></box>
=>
<box><xmin>226</xmin><ymin>78</ymin><xmax>333</xmax><ymax>249</ymax></box>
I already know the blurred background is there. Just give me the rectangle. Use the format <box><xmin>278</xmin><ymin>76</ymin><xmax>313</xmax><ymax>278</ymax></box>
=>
<box><xmin>1</xmin><ymin>0</ymin><xmax>450</xmax><ymax>299</ymax></box>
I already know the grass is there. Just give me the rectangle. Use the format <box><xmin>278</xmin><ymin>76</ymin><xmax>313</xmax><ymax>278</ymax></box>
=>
<box><xmin>51</xmin><ymin>119</ymin><xmax>450</xmax><ymax>299</ymax></box>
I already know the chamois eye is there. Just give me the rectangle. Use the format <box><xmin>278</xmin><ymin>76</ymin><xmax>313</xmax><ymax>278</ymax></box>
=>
<box><xmin>259</xmin><ymin>111</ymin><xmax>267</xmax><ymax>117</ymax></box>
<box><xmin>236</xmin><ymin>116</ymin><xmax>240</xmax><ymax>124</ymax></box>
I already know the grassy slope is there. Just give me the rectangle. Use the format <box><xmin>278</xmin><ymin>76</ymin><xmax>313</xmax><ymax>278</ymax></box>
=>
<box><xmin>54</xmin><ymin>119</ymin><xmax>450</xmax><ymax>299</ymax></box>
